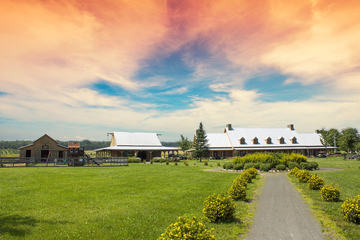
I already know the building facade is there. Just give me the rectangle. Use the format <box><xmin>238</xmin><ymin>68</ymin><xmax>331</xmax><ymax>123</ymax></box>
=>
<box><xmin>206</xmin><ymin>124</ymin><xmax>328</xmax><ymax>158</ymax></box>
<box><xmin>19</xmin><ymin>134</ymin><xmax>68</xmax><ymax>162</ymax></box>
<box><xmin>95</xmin><ymin>132</ymin><xmax>179</xmax><ymax>161</ymax></box>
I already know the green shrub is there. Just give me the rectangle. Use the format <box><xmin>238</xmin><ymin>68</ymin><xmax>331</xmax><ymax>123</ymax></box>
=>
<box><xmin>245</xmin><ymin>168</ymin><xmax>258</xmax><ymax>179</ymax></box>
<box><xmin>184</xmin><ymin>161</ymin><xmax>189</xmax><ymax>166</ymax></box>
<box><xmin>158</xmin><ymin>216</ymin><xmax>215</xmax><ymax>240</ymax></box>
<box><xmin>289</xmin><ymin>167</ymin><xmax>300</xmax><ymax>175</ymax></box>
<box><xmin>239</xmin><ymin>171</ymin><xmax>252</xmax><ymax>183</ymax></box>
<box><xmin>217</xmin><ymin>162</ymin><xmax>221</xmax><ymax>167</ymax></box>
<box><xmin>166</xmin><ymin>161</ymin><xmax>169</xmax><ymax>165</ymax></box>
<box><xmin>321</xmin><ymin>184</ymin><xmax>340</xmax><ymax>202</ymax></box>
<box><xmin>309</xmin><ymin>161</ymin><xmax>319</xmax><ymax>170</ymax></box>
<box><xmin>128</xmin><ymin>157</ymin><xmax>141</xmax><ymax>163</ymax></box>
<box><xmin>203</xmin><ymin>194</ymin><xmax>236</xmax><ymax>223</ymax></box>
<box><xmin>152</xmin><ymin>157</ymin><xmax>165</xmax><ymax>163</ymax></box>
<box><xmin>223</xmin><ymin>162</ymin><xmax>233</xmax><ymax>170</ymax></box>
<box><xmin>244</xmin><ymin>162</ymin><xmax>255</xmax><ymax>169</ymax></box>
<box><xmin>297</xmin><ymin>170</ymin><xmax>312</xmax><ymax>183</ymax></box>
<box><xmin>228</xmin><ymin>177</ymin><xmax>247</xmax><ymax>200</ymax></box>
<box><xmin>308</xmin><ymin>174</ymin><xmax>324</xmax><ymax>190</ymax></box>
<box><xmin>275</xmin><ymin>164</ymin><xmax>286</xmax><ymax>171</ymax></box>
<box><xmin>341</xmin><ymin>195</ymin><xmax>360</xmax><ymax>224</ymax></box>
<box><xmin>300</xmin><ymin>162</ymin><xmax>312</xmax><ymax>170</ymax></box>
<box><xmin>233</xmin><ymin>163</ymin><xmax>244</xmax><ymax>170</ymax></box>
<box><xmin>175</xmin><ymin>162</ymin><xmax>178</xmax><ymax>166</ymax></box>
<box><xmin>204</xmin><ymin>161</ymin><xmax>208</xmax><ymax>166</ymax></box>
<box><xmin>288</xmin><ymin>162</ymin><xmax>300</xmax><ymax>169</ymax></box>
<box><xmin>259</xmin><ymin>163</ymin><xmax>271</xmax><ymax>172</ymax></box>
<box><xmin>253</xmin><ymin>162</ymin><xmax>261</xmax><ymax>169</ymax></box>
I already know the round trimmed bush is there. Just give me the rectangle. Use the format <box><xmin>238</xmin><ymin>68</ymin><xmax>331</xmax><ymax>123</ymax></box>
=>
<box><xmin>300</xmin><ymin>162</ymin><xmax>312</xmax><ymax>170</ymax></box>
<box><xmin>308</xmin><ymin>174</ymin><xmax>324</xmax><ymax>190</ymax></box>
<box><xmin>203</xmin><ymin>194</ymin><xmax>236</xmax><ymax>223</ymax></box>
<box><xmin>289</xmin><ymin>167</ymin><xmax>300</xmax><ymax>175</ymax></box>
<box><xmin>259</xmin><ymin>163</ymin><xmax>271</xmax><ymax>172</ymax></box>
<box><xmin>228</xmin><ymin>177</ymin><xmax>247</xmax><ymax>200</ymax></box>
<box><xmin>246</xmin><ymin>168</ymin><xmax>258</xmax><ymax>179</ymax></box>
<box><xmin>240</xmin><ymin>171</ymin><xmax>252</xmax><ymax>183</ymax></box>
<box><xmin>341</xmin><ymin>195</ymin><xmax>360</xmax><ymax>224</ymax></box>
<box><xmin>158</xmin><ymin>216</ymin><xmax>215</xmax><ymax>240</ymax></box>
<box><xmin>309</xmin><ymin>161</ymin><xmax>319</xmax><ymax>170</ymax></box>
<box><xmin>275</xmin><ymin>164</ymin><xmax>286</xmax><ymax>171</ymax></box>
<box><xmin>321</xmin><ymin>184</ymin><xmax>340</xmax><ymax>202</ymax></box>
<box><xmin>297</xmin><ymin>170</ymin><xmax>312</xmax><ymax>183</ymax></box>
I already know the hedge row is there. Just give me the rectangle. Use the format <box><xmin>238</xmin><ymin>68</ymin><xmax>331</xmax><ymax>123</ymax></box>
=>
<box><xmin>289</xmin><ymin>168</ymin><xmax>360</xmax><ymax>224</ymax></box>
<box><xmin>223</xmin><ymin>153</ymin><xmax>318</xmax><ymax>172</ymax></box>
<box><xmin>158</xmin><ymin>168</ymin><xmax>259</xmax><ymax>239</ymax></box>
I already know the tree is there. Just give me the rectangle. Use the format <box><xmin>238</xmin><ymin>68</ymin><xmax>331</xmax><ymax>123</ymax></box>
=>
<box><xmin>338</xmin><ymin>128</ymin><xmax>359</xmax><ymax>153</ymax></box>
<box><xmin>319</xmin><ymin>128</ymin><xmax>340</xmax><ymax>152</ymax></box>
<box><xmin>193</xmin><ymin>122</ymin><xmax>209</xmax><ymax>161</ymax></box>
<box><xmin>179</xmin><ymin>135</ymin><xmax>192</xmax><ymax>154</ymax></box>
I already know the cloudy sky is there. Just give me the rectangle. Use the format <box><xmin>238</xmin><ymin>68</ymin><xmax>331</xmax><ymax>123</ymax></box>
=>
<box><xmin>1</xmin><ymin>0</ymin><xmax>359</xmax><ymax>141</ymax></box>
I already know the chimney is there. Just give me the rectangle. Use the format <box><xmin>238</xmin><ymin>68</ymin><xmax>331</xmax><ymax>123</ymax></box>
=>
<box><xmin>287</xmin><ymin>124</ymin><xmax>295</xmax><ymax>131</ymax></box>
<box><xmin>226</xmin><ymin>123</ymin><xmax>233</xmax><ymax>131</ymax></box>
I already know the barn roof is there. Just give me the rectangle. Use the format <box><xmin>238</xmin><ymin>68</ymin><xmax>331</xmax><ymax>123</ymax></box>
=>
<box><xmin>112</xmin><ymin>132</ymin><xmax>163</xmax><ymax>146</ymax></box>
<box><xmin>18</xmin><ymin>134</ymin><xmax>67</xmax><ymax>150</ymax></box>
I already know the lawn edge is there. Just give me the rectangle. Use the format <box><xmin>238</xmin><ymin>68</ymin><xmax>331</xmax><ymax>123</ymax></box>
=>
<box><xmin>287</xmin><ymin>175</ymin><xmax>347</xmax><ymax>240</ymax></box>
<box><xmin>239</xmin><ymin>174</ymin><xmax>265</xmax><ymax>240</ymax></box>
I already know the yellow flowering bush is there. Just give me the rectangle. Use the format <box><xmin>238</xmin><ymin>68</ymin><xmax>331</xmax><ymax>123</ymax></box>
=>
<box><xmin>228</xmin><ymin>176</ymin><xmax>247</xmax><ymax>200</ymax></box>
<box><xmin>321</xmin><ymin>184</ymin><xmax>340</xmax><ymax>202</ymax></box>
<box><xmin>341</xmin><ymin>195</ymin><xmax>360</xmax><ymax>224</ymax></box>
<box><xmin>239</xmin><ymin>171</ymin><xmax>252</xmax><ymax>183</ymax></box>
<box><xmin>289</xmin><ymin>167</ymin><xmax>300</xmax><ymax>176</ymax></box>
<box><xmin>308</xmin><ymin>174</ymin><xmax>324</xmax><ymax>190</ymax></box>
<box><xmin>297</xmin><ymin>170</ymin><xmax>312</xmax><ymax>183</ymax></box>
<box><xmin>245</xmin><ymin>168</ymin><xmax>258</xmax><ymax>179</ymax></box>
<box><xmin>158</xmin><ymin>216</ymin><xmax>215</xmax><ymax>240</ymax></box>
<box><xmin>203</xmin><ymin>194</ymin><xmax>236</xmax><ymax>223</ymax></box>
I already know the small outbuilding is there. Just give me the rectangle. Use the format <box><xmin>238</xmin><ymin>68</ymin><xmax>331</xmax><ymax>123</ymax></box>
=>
<box><xmin>19</xmin><ymin>134</ymin><xmax>68</xmax><ymax>162</ymax></box>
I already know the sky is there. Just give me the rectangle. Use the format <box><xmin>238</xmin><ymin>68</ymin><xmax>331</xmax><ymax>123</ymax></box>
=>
<box><xmin>0</xmin><ymin>0</ymin><xmax>360</xmax><ymax>141</ymax></box>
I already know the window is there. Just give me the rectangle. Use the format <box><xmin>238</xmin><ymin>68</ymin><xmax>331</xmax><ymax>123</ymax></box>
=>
<box><xmin>252</xmin><ymin>137</ymin><xmax>259</xmax><ymax>144</ymax></box>
<box><xmin>26</xmin><ymin>150</ymin><xmax>31</xmax><ymax>158</ymax></box>
<box><xmin>265</xmin><ymin>137</ymin><xmax>272</xmax><ymax>144</ymax></box>
<box><xmin>239</xmin><ymin>137</ymin><xmax>246</xmax><ymax>144</ymax></box>
<box><xmin>291</xmin><ymin>137</ymin><xmax>297</xmax><ymax>144</ymax></box>
<box><xmin>279</xmin><ymin>137</ymin><xmax>285</xmax><ymax>144</ymax></box>
<box><xmin>59</xmin><ymin>151</ymin><xmax>64</xmax><ymax>159</ymax></box>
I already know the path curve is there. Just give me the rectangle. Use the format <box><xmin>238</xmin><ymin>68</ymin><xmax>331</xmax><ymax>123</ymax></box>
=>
<box><xmin>246</xmin><ymin>174</ymin><xmax>324</xmax><ymax>240</ymax></box>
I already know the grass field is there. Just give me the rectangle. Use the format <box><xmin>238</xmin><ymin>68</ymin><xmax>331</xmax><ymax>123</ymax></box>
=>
<box><xmin>289</xmin><ymin>157</ymin><xmax>360</xmax><ymax>240</ymax></box>
<box><xmin>0</xmin><ymin>163</ymin><xmax>262</xmax><ymax>240</ymax></box>
<box><xmin>0</xmin><ymin>149</ymin><xmax>19</xmax><ymax>157</ymax></box>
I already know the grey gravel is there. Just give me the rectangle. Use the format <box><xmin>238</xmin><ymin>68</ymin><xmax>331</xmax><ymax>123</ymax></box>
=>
<box><xmin>246</xmin><ymin>174</ymin><xmax>324</xmax><ymax>240</ymax></box>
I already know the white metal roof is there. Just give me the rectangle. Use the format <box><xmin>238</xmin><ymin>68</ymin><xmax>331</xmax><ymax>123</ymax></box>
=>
<box><xmin>113</xmin><ymin>132</ymin><xmax>162</xmax><ymax>146</ymax></box>
<box><xmin>207</xmin><ymin>133</ymin><xmax>232</xmax><ymax>148</ymax></box>
<box><xmin>205</xmin><ymin>126</ymin><xmax>325</xmax><ymax>150</ymax></box>
<box><xmin>95</xmin><ymin>146</ymin><xmax>179</xmax><ymax>151</ymax></box>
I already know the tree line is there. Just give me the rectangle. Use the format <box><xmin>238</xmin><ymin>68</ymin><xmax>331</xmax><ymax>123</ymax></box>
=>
<box><xmin>318</xmin><ymin>127</ymin><xmax>360</xmax><ymax>152</ymax></box>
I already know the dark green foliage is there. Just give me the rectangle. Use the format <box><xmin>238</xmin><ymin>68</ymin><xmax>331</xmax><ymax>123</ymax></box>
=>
<box><xmin>223</xmin><ymin>163</ymin><xmax>233</xmax><ymax>170</ymax></box>
<box><xmin>300</xmin><ymin>162</ymin><xmax>312</xmax><ymax>170</ymax></box>
<box><xmin>244</xmin><ymin>163</ymin><xmax>255</xmax><ymax>169</ymax></box>
<box><xmin>179</xmin><ymin>135</ymin><xmax>192</xmax><ymax>152</ymax></box>
<box><xmin>288</xmin><ymin>162</ymin><xmax>300</xmax><ymax>169</ymax></box>
<box><xmin>233</xmin><ymin>163</ymin><xmax>244</xmax><ymax>170</ymax></box>
<box><xmin>275</xmin><ymin>164</ymin><xmax>286</xmax><ymax>171</ymax></box>
<box><xmin>309</xmin><ymin>161</ymin><xmax>319</xmax><ymax>170</ymax></box>
<box><xmin>338</xmin><ymin>128</ymin><xmax>359</xmax><ymax>152</ymax></box>
<box><xmin>259</xmin><ymin>163</ymin><xmax>271</xmax><ymax>171</ymax></box>
<box><xmin>193</xmin><ymin>122</ymin><xmax>209</xmax><ymax>161</ymax></box>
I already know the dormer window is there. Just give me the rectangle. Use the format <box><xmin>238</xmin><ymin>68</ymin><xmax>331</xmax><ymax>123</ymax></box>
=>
<box><xmin>278</xmin><ymin>137</ymin><xmax>285</xmax><ymax>144</ymax></box>
<box><xmin>291</xmin><ymin>137</ymin><xmax>297</xmax><ymax>144</ymax></box>
<box><xmin>239</xmin><ymin>137</ymin><xmax>246</xmax><ymax>144</ymax></box>
<box><xmin>265</xmin><ymin>137</ymin><xmax>272</xmax><ymax>144</ymax></box>
<box><xmin>252</xmin><ymin>137</ymin><xmax>259</xmax><ymax>144</ymax></box>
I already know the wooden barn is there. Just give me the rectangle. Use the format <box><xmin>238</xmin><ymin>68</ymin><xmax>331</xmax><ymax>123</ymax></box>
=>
<box><xmin>19</xmin><ymin>134</ymin><xmax>68</xmax><ymax>162</ymax></box>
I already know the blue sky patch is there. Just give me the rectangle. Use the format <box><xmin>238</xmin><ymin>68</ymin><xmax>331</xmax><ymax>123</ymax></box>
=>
<box><xmin>244</xmin><ymin>73</ymin><xmax>322</xmax><ymax>102</ymax></box>
<box><xmin>0</xmin><ymin>91</ymin><xmax>8</xmax><ymax>96</ymax></box>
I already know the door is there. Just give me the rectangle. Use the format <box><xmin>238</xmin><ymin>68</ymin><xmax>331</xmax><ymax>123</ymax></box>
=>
<box><xmin>41</xmin><ymin>150</ymin><xmax>49</xmax><ymax>162</ymax></box>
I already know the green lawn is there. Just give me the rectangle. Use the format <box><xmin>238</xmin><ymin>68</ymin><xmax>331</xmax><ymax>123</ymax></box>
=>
<box><xmin>0</xmin><ymin>163</ymin><xmax>262</xmax><ymax>239</ymax></box>
<box><xmin>289</xmin><ymin>157</ymin><xmax>360</xmax><ymax>240</ymax></box>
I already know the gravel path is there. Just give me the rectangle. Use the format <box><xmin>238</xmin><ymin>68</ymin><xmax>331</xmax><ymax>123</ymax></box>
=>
<box><xmin>246</xmin><ymin>174</ymin><xmax>324</xmax><ymax>240</ymax></box>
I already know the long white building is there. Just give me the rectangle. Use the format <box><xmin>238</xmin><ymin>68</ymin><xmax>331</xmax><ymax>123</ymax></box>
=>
<box><xmin>207</xmin><ymin>124</ymin><xmax>327</xmax><ymax>158</ymax></box>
